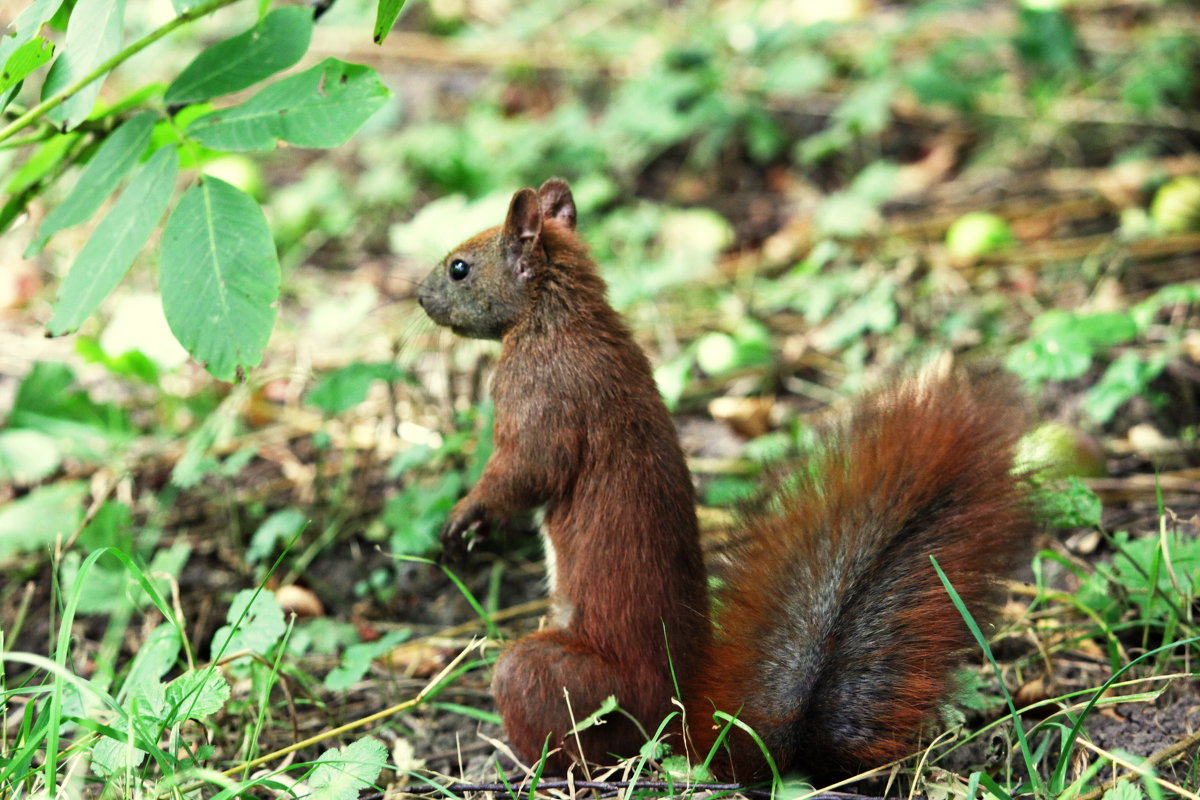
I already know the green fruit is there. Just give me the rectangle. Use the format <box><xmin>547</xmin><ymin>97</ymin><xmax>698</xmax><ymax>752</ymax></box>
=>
<box><xmin>945</xmin><ymin>212</ymin><xmax>1015</xmax><ymax>259</ymax></box>
<box><xmin>696</xmin><ymin>332</ymin><xmax>738</xmax><ymax>375</ymax></box>
<box><xmin>695</xmin><ymin>320</ymin><xmax>774</xmax><ymax>377</ymax></box>
<box><xmin>1150</xmin><ymin>176</ymin><xmax>1200</xmax><ymax>234</ymax></box>
<box><xmin>1016</xmin><ymin>422</ymin><xmax>1106</xmax><ymax>481</ymax></box>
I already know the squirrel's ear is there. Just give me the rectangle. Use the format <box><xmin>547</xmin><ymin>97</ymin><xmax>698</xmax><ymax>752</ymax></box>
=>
<box><xmin>538</xmin><ymin>179</ymin><xmax>576</xmax><ymax>230</ymax></box>
<box><xmin>504</xmin><ymin>188</ymin><xmax>543</xmax><ymax>242</ymax></box>
<box><xmin>504</xmin><ymin>188</ymin><xmax>542</xmax><ymax>281</ymax></box>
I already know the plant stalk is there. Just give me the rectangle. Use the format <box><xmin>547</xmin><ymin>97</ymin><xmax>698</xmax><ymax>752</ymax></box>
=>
<box><xmin>0</xmin><ymin>0</ymin><xmax>243</xmax><ymax>146</ymax></box>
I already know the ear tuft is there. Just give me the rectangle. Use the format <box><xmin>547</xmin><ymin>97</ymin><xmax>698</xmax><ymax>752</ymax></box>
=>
<box><xmin>505</xmin><ymin>188</ymin><xmax>543</xmax><ymax>241</ymax></box>
<box><xmin>538</xmin><ymin>179</ymin><xmax>577</xmax><ymax>230</ymax></box>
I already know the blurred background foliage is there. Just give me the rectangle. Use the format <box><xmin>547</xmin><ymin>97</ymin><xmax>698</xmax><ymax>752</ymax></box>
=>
<box><xmin>2</xmin><ymin>0</ymin><xmax>1198</xmax><ymax>622</ymax></box>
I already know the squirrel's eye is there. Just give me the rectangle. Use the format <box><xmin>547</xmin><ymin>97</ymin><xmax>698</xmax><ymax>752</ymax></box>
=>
<box><xmin>448</xmin><ymin>259</ymin><xmax>470</xmax><ymax>281</ymax></box>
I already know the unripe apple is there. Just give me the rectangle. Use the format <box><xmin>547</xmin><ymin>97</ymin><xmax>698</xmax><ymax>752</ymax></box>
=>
<box><xmin>946</xmin><ymin>212</ymin><xmax>1015</xmax><ymax>259</ymax></box>
<box><xmin>1150</xmin><ymin>176</ymin><xmax>1200</xmax><ymax>234</ymax></box>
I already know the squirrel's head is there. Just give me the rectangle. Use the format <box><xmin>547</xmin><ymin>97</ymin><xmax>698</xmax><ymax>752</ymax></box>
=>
<box><xmin>418</xmin><ymin>178</ymin><xmax>577</xmax><ymax>340</ymax></box>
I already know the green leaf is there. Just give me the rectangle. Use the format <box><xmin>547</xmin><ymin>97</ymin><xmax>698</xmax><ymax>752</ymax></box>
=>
<box><xmin>76</xmin><ymin>336</ymin><xmax>162</xmax><ymax>384</ymax></box>
<box><xmin>48</xmin><ymin>145</ymin><xmax>179</xmax><ymax>336</ymax></box>
<box><xmin>119</xmin><ymin>624</ymin><xmax>180</xmax><ymax>715</ymax></box>
<box><xmin>384</xmin><ymin>472</ymin><xmax>463</xmax><ymax>556</ymax></box>
<box><xmin>92</xmin><ymin>733</ymin><xmax>147</xmax><ymax>776</ymax></box>
<box><xmin>849</xmin><ymin>160</ymin><xmax>900</xmax><ymax>205</ymax></box>
<box><xmin>704</xmin><ymin>476</ymin><xmax>759</xmax><ymax>507</ymax></box>
<box><xmin>661</xmin><ymin>754</ymin><xmax>712</xmax><ymax>782</ymax></box>
<box><xmin>1082</xmin><ymin>351</ymin><xmax>1169</xmax><ymax>424</ymax></box>
<box><xmin>187</xmin><ymin>58</ymin><xmax>390</xmax><ymax>152</ymax></box>
<box><xmin>170</xmin><ymin>385</ymin><xmax>241</xmax><ymax>488</ymax></box>
<box><xmin>431</xmin><ymin>701</ymin><xmax>502</xmax><ymax>726</ymax></box>
<box><xmin>834</xmin><ymin>78</ymin><xmax>896</xmax><ymax>135</ymax></box>
<box><xmin>761</xmin><ymin>52</ymin><xmax>830</xmax><ymax>97</ymax></box>
<box><xmin>246</xmin><ymin>508</ymin><xmax>307</xmax><ymax>565</ymax></box>
<box><xmin>306</xmin><ymin>362</ymin><xmax>409</xmax><ymax>414</ymax></box>
<box><xmin>1132</xmin><ymin>282</ymin><xmax>1200</xmax><ymax>329</ymax></box>
<box><xmin>0</xmin><ymin>36</ymin><xmax>55</xmax><ymax>95</ymax></box>
<box><xmin>815</xmin><ymin>190</ymin><xmax>878</xmax><ymax>238</ymax></box>
<box><xmin>0</xmin><ymin>0</ymin><xmax>68</xmax><ymax>110</ymax></box>
<box><xmin>1064</xmin><ymin>312</ymin><xmax>1138</xmax><ymax>348</ymax></box>
<box><xmin>26</xmin><ymin>111</ymin><xmax>155</xmax><ymax>255</ymax></box>
<box><xmin>164</xmin><ymin>6</ymin><xmax>313</xmax><ymax>104</ymax></box>
<box><xmin>0</xmin><ymin>429</ymin><xmax>62</xmax><ymax>484</ymax></box>
<box><xmin>1103</xmin><ymin>781</ymin><xmax>1145</xmax><ymax>800</ymax></box>
<box><xmin>816</xmin><ymin>277</ymin><xmax>898</xmax><ymax>349</ymax></box>
<box><xmin>0</xmin><ymin>481</ymin><xmax>87</xmax><ymax>566</ymax></box>
<box><xmin>160</xmin><ymin>176</ymin><xmax>280</xmax><ymax>382</ymax></box>
<box><xmin>8</xmin><ymin>361</ymin><xmax>132</xmax><ymax>458</ymax></box>
<box><xmin>165</xmin><ymin>669</ymin><xmax>230</xmax><ymax>723</ymax></box>
<box><xmin>373</xmin><ymin>0</ymin><xmax>408</xmax><ymax>44</ymax></box>
<box><xmin>1013</xmin><ymin>8</ymin><xmax>1078</xmax><ymax>77</ymax></box>
<box><xmin>211</xmin><ymin>589</ymin><xmax>287</xmax><ymax>658</ymax></box>
<box><xmin>61</xmin><ymin>540</ymin><xmax>191</xmax><ymax>614</ymax></box>
<box><xmin>1035</xmin><ymin>477</ymin><xmax>1102</xmax><ymax>529</ymax></box>
<box><xmin>653</xmin><ymin>353</ymin><xmax>693</xmax><ymax>411</ymax></box>
<box><xmin>568</xmin><ymin>695</ymin><xmax>620</xmax><ymax>734</ymax></box>
<box><xmin>324</xmin><ymin>630</ymin><xmax>410</xmax><ymax>691</ymax></box>
<box><xmin>1008</xmin><ymin>310</ymin><xmax>1141</xmax><ymax>387</ymax></box>
<box><xmin>4</xmin><ymin>131</ymin><xmax>78</xmax><ymax>196</ymax></box>
<box><xmin>309</xmin><ymin>737</ymin><xmax>388</xmax><ymax>800</ymax></box>
<box><xmin>40</xmin><ymin>0</ymin><xmax>125</xmax><ymax>130</ymax></box>
<box><xmin>1077</xmin><ymin>530</ymin><xmax>1199</xmax><ymax>623</ymax></box>
<box><xmin>1006</xmin><ymin>333</ymin><xmax>1092</xmax><ymax>383</ymax></box>
<box><xmin>75</xmin><ymin>500</ymin><xmax>132</xmax><ymax>551</ymax></box>
<box><xmin>387</xmin><ymin>444</ymin><xmax>433</xmax><ymax>479</ymax></box>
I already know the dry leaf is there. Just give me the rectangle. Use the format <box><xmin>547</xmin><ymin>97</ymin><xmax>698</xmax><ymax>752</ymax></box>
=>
<box><xmin>1014</xmin><ymin>677</ymin><xmax>1049</xmax><ymax>708</ymax></box>
<box><xmin>275</xmin><ymin>585</ymin><xmax>324</xmax><ymax>618</ymax></box>
<box><xmin>392</xmin><ymin>737</ymin><xmax>425</xmax><ymax>773</ymax></box>
<box><xmin>1127</xmin><ymin>423</ymin><xmax>1173</xmax><ymax>456</ymax></box>
<box><xmin>708</xmin><ymin>396</ymin><xmax>774</xmax><ymax>439</ymax></box>
<box><xmin>385</xmin><ymin>642</ymin><xmax>448</xmax><ymax>678</ymax></box>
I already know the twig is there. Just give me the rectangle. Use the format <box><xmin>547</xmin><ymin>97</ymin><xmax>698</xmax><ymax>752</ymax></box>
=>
<box><xmin>58</xmin><ymin>471</ymin><xmax>120</xmax><ymax>554</ymax></box>
<box><xmin>0</xmin><ymin>0</ymin><xmax>242</xmax><ymax>145</ymax></box>
<box><xmin>1074</xmin><ymin>734</ymin><xmax>1200</xmax><ymax>800</ymax></box>
<box><xmin>1086</xmin><ymin>470</ymin><xmax>1200</xmax><ymax>501</ymax></box>
<box><xmin>362</xmin><ymin>779</ymin><xmax>898</xmax><ymax>799</ymax></box>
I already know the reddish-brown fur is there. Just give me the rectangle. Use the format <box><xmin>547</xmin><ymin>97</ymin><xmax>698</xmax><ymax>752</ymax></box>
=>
<box><xmin>687</xmin><ymin>374</ymin><xmax>1030</xmax><ymax>780</ymax></box>
<box><xmin>418</xmin><ymin>180</ymin><xmax>1032</xmax><ymax>779</ymax></box>
<box><xmin>419</xmin><ymin>181</ymin><xmax>710</xmax><ymax>770</ymax></box>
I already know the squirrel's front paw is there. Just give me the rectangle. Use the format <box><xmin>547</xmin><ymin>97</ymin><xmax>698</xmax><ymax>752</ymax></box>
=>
<box><xmin>440</xmin><ymin>499</ymin><xmax>488</xmax><ymax>562</ymax></box>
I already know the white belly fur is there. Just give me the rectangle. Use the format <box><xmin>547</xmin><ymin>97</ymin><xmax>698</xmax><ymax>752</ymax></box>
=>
<box><xmin>537</xmin><ymin>511</ymin><xmax>574</xmax><ymax>629</ymax></box>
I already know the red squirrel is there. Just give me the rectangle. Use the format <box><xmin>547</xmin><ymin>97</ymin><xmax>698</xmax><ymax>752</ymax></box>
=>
<box><xmin>416</xmin><ymin>179</ymin><xmax>1032</xmax><ymax>781</ymax></box>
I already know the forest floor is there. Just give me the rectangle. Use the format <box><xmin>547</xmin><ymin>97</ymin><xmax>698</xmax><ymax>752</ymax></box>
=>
<box><xmin>2</xmin><ymin>1</ymin><xmax>1200</xmax><ymax>797</ymax></box>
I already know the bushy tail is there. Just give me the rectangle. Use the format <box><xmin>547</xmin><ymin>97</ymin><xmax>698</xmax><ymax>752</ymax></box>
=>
<box><xmin>687</xmin><ymin>369</ymin><xmax>1033</xmax><ymax>781</ymax></box>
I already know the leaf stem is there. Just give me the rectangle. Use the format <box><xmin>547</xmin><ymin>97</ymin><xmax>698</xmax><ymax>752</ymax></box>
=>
<box><xmin>0</xmin><ymin>0</ymin><xmax>243</xmax><ymax>146</ymax></box>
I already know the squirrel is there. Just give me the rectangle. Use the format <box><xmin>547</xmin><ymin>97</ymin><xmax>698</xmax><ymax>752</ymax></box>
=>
<box><xmin>416</xmin><ymin>178</ymin><xmax>1033</xmax><ymax>781</ymax></box>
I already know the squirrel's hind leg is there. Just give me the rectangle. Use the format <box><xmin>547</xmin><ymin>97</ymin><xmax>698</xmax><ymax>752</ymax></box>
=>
<box><xmin>492</xmin><ymin>630</ymin><xmax>649</xmax><ymax>772</ymax></box>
